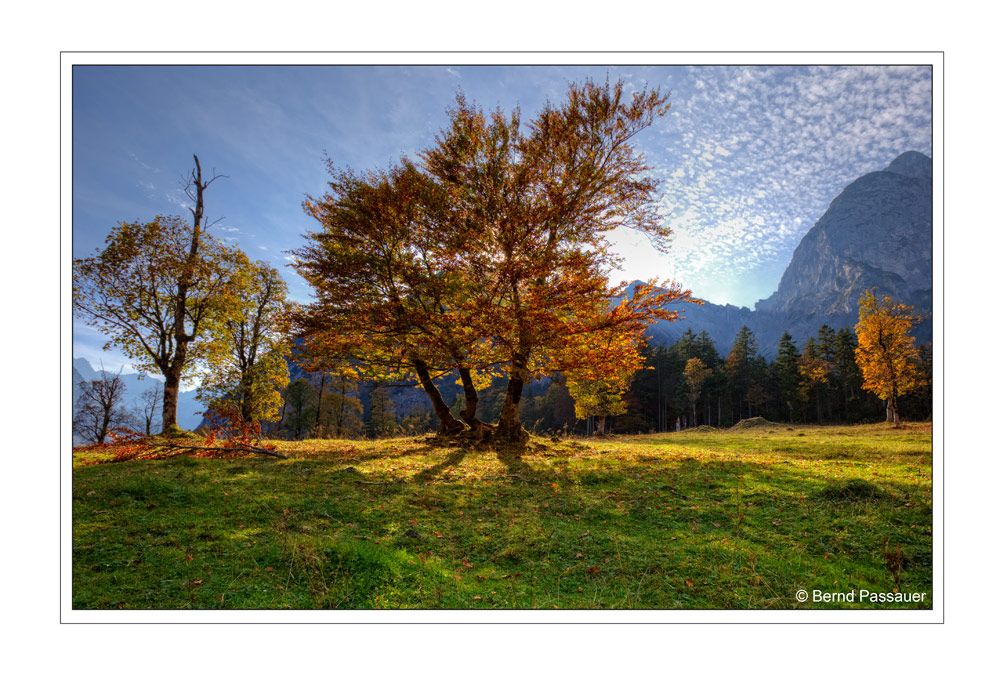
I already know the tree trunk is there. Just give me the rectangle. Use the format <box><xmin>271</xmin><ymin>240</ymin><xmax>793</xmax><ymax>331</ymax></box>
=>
<box><xmin>495</xmin><ymin>352</ymin><xmax>529</xmax><ymax>444</ymax></box>
<box><xmin>335</xmin><ymin>380</ymin><xmax>346</xmax><ymax>438</ymax></box>
<box><xmin>411</xmin><ymin>357</ymin><xmax>464</xmax><ymax>435</ymax></box>
<box><xmin>313</xmin><ymin>372</ymin><xmax>326</xmax><ymax>436</ymax></box>
<box><xmin>162</xmin><ymin>368</ymin><xmax>181</xmax><ymax>432</ymax></box>
<box><xmin>276</xmin><ymin>390</ymin><xmax>288</xmax><ymax>432</ymax></box>
<box><xmin>98</xmin><ymin>408</ymin><xmax>112</xmax><ymax>445</ymax></box>
<box><xmin>887</xmin><ymin>399</ymin><xmax>900</xmax><ymax>428</ymax></box>
<box><xmin>456</xmin><ymin>367</ymin><xmax>483</xmax><ymax>428</ymax></box>
<box><xmin>691</xmin><ymin>401</ymin><xmax>697</xmax><ymax>428</ymax></box>
<box><xmin>160</xmin><ymin>155</ymin><xmax>208</xmax><ymax>434</ymax></box>
<box><xmin>239</xmin><ymin>373</ymin><xmax>254</xmax><ymax>424</ymax></box>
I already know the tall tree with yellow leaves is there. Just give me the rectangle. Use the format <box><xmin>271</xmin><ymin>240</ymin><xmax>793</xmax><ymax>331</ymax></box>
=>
<box><xmin>683</xmin><ymin>357</ymin><xmax>711</xmax><ymax>427</ymax></box>
<box><xmin>854</xmin><ymin>289</ymin><xmax>924</xmax><ymax>427</ymax></box>
<box><xmin>197</xmin><ymin>259</ymin><xmax>291</xmax><ymax>426</ymax></box>
<box><xmin>73</xmin><ymin>156</ymin><xmax>244</xmax><ymax>433</ymax></box>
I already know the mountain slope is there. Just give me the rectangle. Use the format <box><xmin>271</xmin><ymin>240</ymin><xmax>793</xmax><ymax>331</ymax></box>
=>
<box><xmin>755</xmin><ymin>150</ymin><xmax>931</xmax><ymax>316</ymax></box>
<box><xmin>649</xmin><ymin>151</ymin><xmax>932</xmax><ymax>357</ymax></box>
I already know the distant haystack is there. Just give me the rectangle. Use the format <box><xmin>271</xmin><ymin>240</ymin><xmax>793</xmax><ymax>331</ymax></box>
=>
<box><xmin>730</xmin><ymin>417</ymin><xmax>779</xmax><ymax>430</ymax></box>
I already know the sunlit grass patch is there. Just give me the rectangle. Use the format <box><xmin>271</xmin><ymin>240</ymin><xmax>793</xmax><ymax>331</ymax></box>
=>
<box><xmin>72</xmin><ymin>423</ymin><xmax>933</xmax><ymax>610</ymax></box>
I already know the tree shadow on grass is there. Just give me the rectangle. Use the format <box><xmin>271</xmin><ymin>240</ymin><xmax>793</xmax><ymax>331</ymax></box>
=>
<box><xmin>412</xmin><ymin>447</ymin><xmax>469</xmax><ymax>483</ymax></box>
<box><xmin>494</xmin><ymin>441</ymin><xmax>558</xmax><ymax>484</ymax></box>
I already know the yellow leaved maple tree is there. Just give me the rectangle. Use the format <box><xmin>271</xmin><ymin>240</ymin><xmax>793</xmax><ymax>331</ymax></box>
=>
<box><xmin>854</xmin><ymin>289</ymin><xmax>924</xmax><ymax>427</ymax></box>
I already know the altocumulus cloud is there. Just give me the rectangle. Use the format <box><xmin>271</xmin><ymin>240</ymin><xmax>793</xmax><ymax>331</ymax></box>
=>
<box><xmin>639</xmin><ymin>65</ymin><xmax>931</xmax><ymax>307</ymax></box>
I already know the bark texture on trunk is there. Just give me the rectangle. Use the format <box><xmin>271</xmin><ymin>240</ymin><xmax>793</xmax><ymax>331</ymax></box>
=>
<box><xmin>160</xmin><ymin>155</ymin><xmax>208</xmax><ymax>434</ymax></box>
<box><xmin>411</xmin><ymin>357</ymin><xmax>464</xmax><ymax>434</ymax></box>
<box><xmin>495</xmin><ymin>353</ymin><xmax>529</xmax><ymax>444</ymax></box>
<box><xmin>887</xmin><ymin>399</ymin><xmax>899</xmax><ymax>427</ymax></box>
<box><xmin>162</xmin><ymin>368</ymin><xmax>182</xmax><ymax>431</ymax></box>
<box><xmin>457</xmin><ymin>366</ymin><xmax>487</xmax><ymax>430</ymax></box>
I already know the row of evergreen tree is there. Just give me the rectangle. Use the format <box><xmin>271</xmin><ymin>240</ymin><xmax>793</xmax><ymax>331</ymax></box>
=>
<box><xmin>621</xmin><ymin>326</ymin><xmax>931</xmax><ymax>433</ymax></box>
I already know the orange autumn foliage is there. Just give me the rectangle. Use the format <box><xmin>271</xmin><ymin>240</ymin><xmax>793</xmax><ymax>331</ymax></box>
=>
<box><xmin>854</xmin><ymin>289</ymin><xmax>924</xmax><ymax>426</ymax></box>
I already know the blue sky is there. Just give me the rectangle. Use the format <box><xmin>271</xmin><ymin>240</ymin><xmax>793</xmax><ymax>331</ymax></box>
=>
<box><xmin>72</xmin><ymin>64</ymin><xmax>932</xmax><ymax>373</ymax></box>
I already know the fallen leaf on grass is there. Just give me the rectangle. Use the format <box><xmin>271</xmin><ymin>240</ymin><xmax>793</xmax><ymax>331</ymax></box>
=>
<box><xmin>685</xmin><ymin>578</ymin><xmax>694</xmax><ymax>587</ymax></box>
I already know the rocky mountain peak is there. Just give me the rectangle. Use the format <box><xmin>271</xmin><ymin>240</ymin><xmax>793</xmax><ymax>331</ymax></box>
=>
<box><xmin>885</xmin><ymin>150</ymin><xmax>932</xmax><ymax>180</ymax></box>
<box><xmin>647</xmin><ymin>151</ymin><xmax>932</xmax><ymax>357</ymax></box>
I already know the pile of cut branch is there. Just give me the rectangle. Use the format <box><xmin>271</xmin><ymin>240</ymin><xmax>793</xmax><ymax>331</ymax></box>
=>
<box><xmin>77</xmin><ymin>410</ymin><xmax>287</xmax><ymax>465</ymax></box>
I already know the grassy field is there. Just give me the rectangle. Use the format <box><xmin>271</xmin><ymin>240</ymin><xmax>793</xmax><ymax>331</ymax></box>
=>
<box><xmin>72</xmin><ymin>422</ymin><xmax>933</xmax><ymax>610</ymax></box>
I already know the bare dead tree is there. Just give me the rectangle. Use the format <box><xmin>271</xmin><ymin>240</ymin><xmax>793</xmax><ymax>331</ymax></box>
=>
<box><xmin>133</xmin><ymin>381</ymin><xmax>163</xmax><ymax>436</ymax></box>
<box><xmin>74</xmin><ymin>366</ymin><xmax>133</xmax><ymax>444</ymax></box>
<box><xmin>160</xmin><ymin>155</ymin><xmax>229</xmax><ymax>431</ymax></box>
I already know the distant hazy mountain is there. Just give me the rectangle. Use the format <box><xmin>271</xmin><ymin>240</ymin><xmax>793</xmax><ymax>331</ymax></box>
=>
<box><xmin>72</xmin><ymin>357</ymin><xmax>204</xmax><ymax>436</ymax></box>
<box><xmin>647</xmin><ymin>151</ymin><xmax>933</xmax><ymax>357</ymax></box>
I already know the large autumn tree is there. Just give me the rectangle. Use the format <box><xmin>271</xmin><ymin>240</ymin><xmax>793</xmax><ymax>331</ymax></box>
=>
<box><xmin>854</xmin><ymin>289</ymin><xmax>924</xmax><ymax>427</ymax></box>
<box><xmin>295</xmin><ymin>79</ymin><xmax>692</xmax><ymax>445</ymax></box>
<box><xmin>421</xmin><ymin>79</ymin><xmax>693</xmax><ymax>443</ymax></box>
<box><xmin>73</xmin><ymin>156</ymin><xmax>243</xmax><ymax>432</ymax></box>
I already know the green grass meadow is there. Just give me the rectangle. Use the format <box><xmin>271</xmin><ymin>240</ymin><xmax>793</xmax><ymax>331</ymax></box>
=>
<box><xmin>72</xmin><ymin>423</ymin><xmax>933</xmax><ymax>610</ymax></box>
